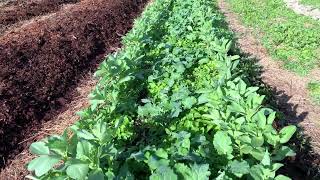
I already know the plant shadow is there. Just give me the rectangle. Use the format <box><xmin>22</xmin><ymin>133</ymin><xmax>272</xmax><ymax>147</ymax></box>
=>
<box><xmin>232</xmin><ymin>48</ymin><xmax>320</xmax><ymax>179</ymax></box>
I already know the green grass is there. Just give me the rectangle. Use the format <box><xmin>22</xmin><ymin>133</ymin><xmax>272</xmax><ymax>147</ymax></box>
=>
<box><xmin>308</xmin><ymin>81</ymin><xmax>320</xmax><ymax>104</ymax></box>
<box><xmin>227</xmin><ymin>0</ymin><xmax>320</xmax><ymax>75</ymax></box>
<box><xmin>300</xmin><ymin>0</ymin><xmax>320</xmax><ymax>9</ymax></box>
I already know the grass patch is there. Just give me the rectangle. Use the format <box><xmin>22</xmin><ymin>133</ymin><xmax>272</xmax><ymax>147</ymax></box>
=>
<box><xmin>227</xmin><ymin>0</ymin><xmax>320</xmax><ymax>75</ymax></box>
<box><xmin>300</xmin><ymin>0</ymin><xmax>320</xmax><ymax>9</ymax></box>
<box><xmin>308</xmin><ymin>81</ymin><xmax>320</xmax><ymax>104</ymax></box>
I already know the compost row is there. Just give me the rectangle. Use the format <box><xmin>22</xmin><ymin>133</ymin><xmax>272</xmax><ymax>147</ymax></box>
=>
<box><xmin>0</xmin><ymin>0</ymin><xmax>147</xmax><ymax>168</ymax></box>
<box><xmin>0</xmin><ymin>0</ymin><xmax>81</xmax><ymax>34</ymax></box>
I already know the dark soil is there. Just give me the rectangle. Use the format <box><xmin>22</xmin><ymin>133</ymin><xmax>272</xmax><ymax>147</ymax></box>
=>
<box><xmin>0</xmin><ymin>73</ymin><xmax>97</xmax><ymax>179</ymax></box>
<box><xmin>0</xmin><ymin>0</ymin><xmax>147</xmax><ymax>169</ymax></box>
<box><xmin>0</xmin><ymin>0</ymin><xmax>80</xmax><ymax>33</ymax></box>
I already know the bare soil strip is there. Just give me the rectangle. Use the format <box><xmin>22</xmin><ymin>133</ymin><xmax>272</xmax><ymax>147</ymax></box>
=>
<box><xmin>218</xmin><ymin>0</ymin><xmax>320</xmax><ymax>177</ymax></box>
<box><xmin>285</xmin><ymin>0</ymin><xmax>320</xmax><ymax>20</ymax></box>
<box><xmin>0</xmin><ymin>0</ymin><xmax>147</xmax><ymax>169</ymax></box>
<box><xmin>0</xmin><ymin>0</ymin><xmax>80</xmax><ymax>34</ymax></box>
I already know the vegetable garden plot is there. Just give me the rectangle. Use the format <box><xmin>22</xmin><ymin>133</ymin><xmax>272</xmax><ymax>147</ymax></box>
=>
<box><xmin>26</xmin><ymin>0</ymin><xmax>298</xmax><ymax>179</ymax></box>
<box><xmin>0</xmin><ymin>0</ymin><xmax>146</xmax><ymax>169</ymax></box>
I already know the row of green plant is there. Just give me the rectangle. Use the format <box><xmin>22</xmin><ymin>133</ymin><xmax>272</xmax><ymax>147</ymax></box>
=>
<box><xmin>300</xmin><ymin>0</ymin><xmax>320</xmax><ymax>9</ymax></box>
<box><xmin>26</xmin><ymin>0</ymin><xmax>297</xmax><ymax>179</ymax></box>
<box><xmin>227</xmin><ymin>0</ymin><xmax>320</xmax><ymax>75</ymax></box>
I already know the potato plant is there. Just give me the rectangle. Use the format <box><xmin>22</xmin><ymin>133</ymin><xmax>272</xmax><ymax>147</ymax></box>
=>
<box><xmin>26</xmin><ymin>0</ymin><xmax>296</xmax><ymax>179</ymax></box>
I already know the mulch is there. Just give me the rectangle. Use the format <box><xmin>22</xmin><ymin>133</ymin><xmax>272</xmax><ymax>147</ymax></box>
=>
<box><xmin>0</xmin><ymin>0</ymin><xmax>147</xmax><ymax>169</ymax></box>
<box><xmin>0</xmin><ymin>0</ymin><xmax>80</xmax><ymax>33</ymax></box>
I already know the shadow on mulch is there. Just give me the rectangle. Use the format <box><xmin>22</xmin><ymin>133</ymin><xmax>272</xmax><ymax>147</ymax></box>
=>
<box><xmin>235</xmin><ymin>49</ymin><xmax>320</xmax><ymax>179</ymax></box>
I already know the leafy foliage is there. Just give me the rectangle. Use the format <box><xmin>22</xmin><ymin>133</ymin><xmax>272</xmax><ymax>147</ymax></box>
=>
<box><xmin>26</xmin><ymin>0</ymin><xmax>296</xmax><ymax>179</ymax></box>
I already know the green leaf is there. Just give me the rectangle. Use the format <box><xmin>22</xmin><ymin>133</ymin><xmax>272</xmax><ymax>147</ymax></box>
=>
<box><xmin>27</xmin><ymin>155</ymin><xmax>61</xmax><ymax>177</ymax></box>
<box><xmin>76</xmin><ymin>140</ymin><xmax>92</xmax><ymax>159</ymax></box>
<box><xmin>235</xmin><ymin>117</ymin><xmax>245</xmax><ymax>125</ymax></box>
<box><xmin>261</xmin><ymin>151</ymin><xmax>271</xmax><ymax>166</ymax></box>
<box><xmin>240</xmin><ymin>144</ymin><xmax>253</xmax><ymax>154</ymax></box>
<box><xmin>25</xmin><ymin>175</ymin><xmax>41</xmax><ymax>180</ymax></box>
<box><xmin>182</xmin><ymin>96</ymin><xmax>197</xmax><ymax>109</ymax></box>
<box><xmin>213</xmin><ymin>131</ymin><xmax>233</xmax><ymax>156</ymax></box>
<box><xmin>256</xmin><ymin>111</ymin><xmax>267</xmax><ymax>128</ymax></box>
<box><xmin>175</xmin><ymin>163</ymin><xmax>210</xmax><ymax>180</ymax></box>
<box><xmin>249</xmin><ymin>165</ymin><xmax>264</xmax><ymax>180</ymax></box>
<box><xmin>244</xmin><ymin>87</ymin><xmax>259</xmax><ymax>97</ymax></box>
<box><xmin>47</xmin><ymin>135</ymin><xmax>68</xmax><ymax>156</ymax></box>
<box><xmin>251</xmin><ymin>136</ymin><xmax>264</xmax><ymax>147</ymax></box>
<box><xmin>130</xmin><ymin>151</ymin><xmax>145</xmax><ymax>161</ymax></box>
<box><xmin>279</xmin><ymin>125</ymin><xmax>296</xmax><ymax>143</ymax></box>
<box><xmin>239</xmin><ymin>135</ymin><xmax>251</xmax><ymax>144</ymax></box>
<box><xmin>197</xmin><ymin>94</ymin><xmax>209</xmax><ymax>105</ymax></box>
<box><xmin>187</xmin><ymin>26</ymin><xmax>193</xmax><ymax>31</ymax></box>
<box><xmin>174</xmin><ymin>163</ymin><xmax>189</xmax><ymax>178</ymax></box>
<box><xmin>275</xmin><ymin>175</ymin><xmax>291</xmax><ymax>180</ymax></box>
<box><xmin>117</xmin><ymin>163</ymin><xmax>134</xmax><ymax>180</ymax></box>
<box><xmin>66</xmin><ymin>163</ymin><xmax>89</xmax><ymax>180</ymax></box>
<box><xmin>272</xmin><ymin>163</ymin><xmax>283</xmax><ymax>172</ymax></box>
<box><xmin>147</xmin><ymin>155</ymin><xmax>169</xmax><ymax>170</ymax></box>
<box><xmin>228</xmin><ymin>102</ymin><xmax>245</xmax><ymax>114</ymax></box>
<box><xmin>106</xmin><ymin>170</ymin><xmax>115</xmax><ymax>180</ymax></box>
<box><xmin>198</xmin><ymin>58</ymin><xmax>209</xmax><ymax>64</ymax></box>
<box><xmin>119</xmin><ymin>75</ymin><xmax>134</xmax><ymax>84</ymax></box>
<box><xmin>267</xmin><ymin>112</ymin><xmax>276</xmax><ymax>125</ymax></box>
<box><xmin>77</xmin><ymin>130</ymin><xmax>96</xmax><ymax>140</ymax></box>
<box><xmin>216</xmin><ymin>171</ymin><xmax>233</xmax><ymax>180</ymax></box>
<box><xmin>228</xmin><ymin>160</ymin><xmax>250</xmax><ymax>178</ymax></box>
<box><xmin>265</xmin><ymin>133</ymin><xmax>280</xmax><ymax>146</ymax></box>
<box><xmin>273</xmin><ymin>146</ymin><xmax>296</xmax><ymax>161</ymax></box>
<box><xmin>92</xmin><ymin>120</ymin><xmax>111</xmax><ymax>143</ymax></box>
<box><xmin>88</xmin><ymin>169</ymin><xmax>104</xmax><ymax>180</ymax></box>
<box><xmin>155</xmin><ymin>148</ymin><xmax>168</xmax><ymax>159</ymax></box>
<box><xmin>250</xmin><ymin>148</ymin><xmax>265</xmax><ymax>161</ymax></box>
<box><xmin>29</xmin><ymin>142</ymin><xmax>50</xmax><ymax>155</ymax></box>
<box><xmin>150</xmin><ymin>166</ymin><xmax>178</xmax><ymax>180</ymax></box>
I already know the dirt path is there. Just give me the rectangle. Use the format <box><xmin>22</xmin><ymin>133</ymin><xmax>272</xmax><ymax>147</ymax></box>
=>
<box><xmin>285</xmin><ymin>0</ymin><xmax>320</xmax><ymax>20</ymax></box>
<box><xmin>0</xmin><ymin>73</ymin><xmax>96</xmax><ymax>179</ymax></box>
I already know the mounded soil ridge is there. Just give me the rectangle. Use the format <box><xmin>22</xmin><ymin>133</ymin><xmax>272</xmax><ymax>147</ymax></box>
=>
<box><xmin>0</xmin><ymin>0</ymin><xmax>147</xmax><ymax>168</ymax></box>
<box><xmin>0</xmin><ymin>0</ymin><xmax>80</xmax><ymax>26</ymax></box>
